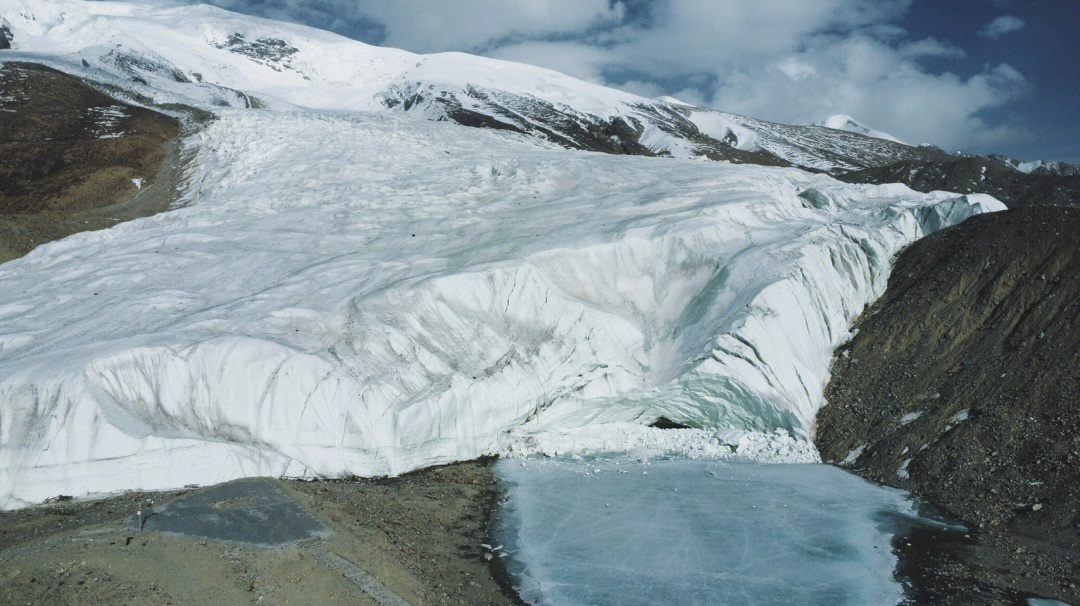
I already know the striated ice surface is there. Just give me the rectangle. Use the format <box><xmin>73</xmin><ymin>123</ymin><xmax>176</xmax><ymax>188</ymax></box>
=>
<box><xmin>493</xmin><ymin>457</ymin><xmax>959</xmax><ymax>606</ymax></box>
<box><xmin>0</xmin><ymin>1</ymin><xmax>1007</xmax><ymax>506</ymax></box>
<box><xmin>0</xmin><ymin>105</ymin><xmax>1003</xmax><ymax>507</ymax></box>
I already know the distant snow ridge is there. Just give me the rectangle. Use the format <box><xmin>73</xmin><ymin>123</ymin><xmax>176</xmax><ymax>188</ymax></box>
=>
<box><xmin>1007</xmin><ymin>158</ymin><xmax>1080</xmax><ymax>176</ymax></box>
<box><xmin>0</xmin><ymin>0</ymin><xmax>943</xmax><ymax>172</ymax></box>
<box><xmin>0</xmin><ymin>0</ymin><xmax>1006</xmax><ymax>507</ymax></box>
<box><xmin>813</xmin><ymin>114</ymin><xmax>904</xmax><ymax>144</ymax></box>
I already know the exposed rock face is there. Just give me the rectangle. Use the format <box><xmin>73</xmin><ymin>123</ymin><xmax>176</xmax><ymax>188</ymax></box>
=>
<box><xmin>212</xmin><ymin>33</ymin><xmax>300</xmax><ymax>72</ymax></box>
<box><xmin>816</xmin><ymin>206</ymin><xmax>1080</xmax><ymax>604</ymax></box>
<box><xmin>379</xmin><ymin>84</ymin><xmax>790</xmax><ymax>166</ymax></box>
<box><xmin>837</xmin><ymin>157</ymin><xmax>1080</xmax><ymax>209</ymax></box>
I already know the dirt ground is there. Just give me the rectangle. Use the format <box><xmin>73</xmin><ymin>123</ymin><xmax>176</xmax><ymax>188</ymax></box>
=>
<box><xmin>284</xmin><ymin>459</ymin><xmax>518</xmax><ymax>606</ymax></box>
<box><xmin>0</xmin><ymin>460</ymin><xmax>515</xmax><ymax>606</ymax></box>
<box><xmin>0</xmin><ymin>62</ymin><xmax>190</xmax><ymax>263</ymax></box>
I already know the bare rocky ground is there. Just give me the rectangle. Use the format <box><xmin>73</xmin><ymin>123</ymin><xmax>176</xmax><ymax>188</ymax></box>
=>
<box><xmin>816</xmin><ymin>206</ymin><xmax>1080</xmax><ymax>605</ymax></box>
<box><xmin>0</xmin><ymin>460</ymin><xmax>515</xmax><ymax>606</ymax></box>
<box><xmin>0</xmin><ymin>61</ymin><xmax>193</xmax><ymax>263</ymax></box>
<box><xmin>837</xmin><ymin>156</ymin><xmax>1080</xmax><ymax>210</ymax></box>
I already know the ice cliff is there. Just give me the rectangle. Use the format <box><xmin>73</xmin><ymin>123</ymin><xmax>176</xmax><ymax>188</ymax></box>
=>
<box><xmin>0</xmin><ymin>107</ymin><xmax>1003</xmax><ymax>507</ymax></box>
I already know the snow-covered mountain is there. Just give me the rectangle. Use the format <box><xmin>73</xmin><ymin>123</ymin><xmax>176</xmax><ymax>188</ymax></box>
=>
<box><xmin>0</xmin><ymin>0</ymin><xmax>1005</xmax><ymax>507</ymax></box>
<box><xmin>813</xmin><ymin>114</ymin><xmax>904</xmax><ymax>144</ymax></box>
<box><xmin>0</xmin><ymin>0</ymin><xmax>948</xmax><ymax>172</ymax></box>
<box><xmin>993</xmin><ymin>156</ymin><xmax>1080</xmax><ymax>176</ymax></box>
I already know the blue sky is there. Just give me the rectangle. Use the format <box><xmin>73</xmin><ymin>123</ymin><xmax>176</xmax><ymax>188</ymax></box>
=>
<box><xmin>900</xmin><ymin>0</ymin><xmax>1079</xmax><ymax>162</ymax></box>
<box><xmin>149</xmin><ymin>0</ymin><xmax>1078</xmax><ymax>162</ymax></box>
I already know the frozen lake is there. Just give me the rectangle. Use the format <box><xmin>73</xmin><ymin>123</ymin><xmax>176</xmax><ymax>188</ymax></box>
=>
<box><xmin>493</xmin><ymin>457</ymin><xmax>959</xmax><ymax>606</ymax></box>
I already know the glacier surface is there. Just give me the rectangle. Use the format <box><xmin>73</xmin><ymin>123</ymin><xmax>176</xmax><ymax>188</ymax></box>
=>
<box><xmin>0</xmin><ymin>104</ymin><xmax>1001</xmax><ymax>507</ymax></box>
<box><xmin>0</xmin><ymin>0</ymin><xmax>1007</xmax><ymax>508</ymax></box>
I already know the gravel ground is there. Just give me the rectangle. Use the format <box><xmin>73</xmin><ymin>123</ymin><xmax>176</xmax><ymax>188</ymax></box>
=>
<box><xmin>0</xmin><ymin>459</ymin><xmax>515</xmax><ymax>606</ymax></box>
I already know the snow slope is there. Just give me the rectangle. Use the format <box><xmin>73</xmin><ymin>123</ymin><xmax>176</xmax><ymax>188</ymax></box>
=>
<box><xmin>0</xmin><ymin>0</ymin><xmax>942</xmax><ymax>172</ymax></box>
<box><xmin>813</xmin><ymin>114</ymin><xmax>904</xmax><ymax>144</ymax></box>
<box><xmin>0</xmin><ymin>1</ymin><xmax>1006</xmax><ymax>507</ymax></box>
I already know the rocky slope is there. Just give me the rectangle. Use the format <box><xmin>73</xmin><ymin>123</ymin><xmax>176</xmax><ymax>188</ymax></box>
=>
<box><xmin>816</xmin><ymin>206</ymin><xmax>1080</xmax><ymax>604</ymax></box>
<box><xmin>0</xmin><ymin>62</ymin><xmax>182</xmax><ymax>262</ymax></box>
<box><xmin>837</xmin><ymin>156</ymin><xmax>1080</xmax><ymax>209</ymax></box>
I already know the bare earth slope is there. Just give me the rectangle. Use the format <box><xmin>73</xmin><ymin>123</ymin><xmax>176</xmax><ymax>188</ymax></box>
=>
<box><xmin>0</xmin><ymin>460</ymin><xmax>512</xmax><ymax>605</ymax></box>
<box><xmin>815</xmin><ymin>206</ymin><xmax>1080</xmax><ymax>604</ymax></box>
<box><xmin>0</xmin><ymin>62</ymin><xmax>181</xmax><ymax>262</ymax></box>
<box><xmin>837</xmin><ymin>156</ymin><xmax>1080</xmax><ymax>209</ymax></box>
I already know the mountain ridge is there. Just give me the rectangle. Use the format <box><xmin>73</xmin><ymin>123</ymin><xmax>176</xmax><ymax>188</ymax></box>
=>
<box><xmin>0</xmin><ymin>0</ymin><xmax>948</xmax><ymax>172</ymax></box>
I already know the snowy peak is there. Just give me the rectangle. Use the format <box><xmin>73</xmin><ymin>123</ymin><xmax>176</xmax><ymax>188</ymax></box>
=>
<box><xmin>813</xmin><ymin>114</ymin><xmax>904</xmax><ymax>144</ymax></box>
<box><xmin>1000</xmin><ymin>157</ymin><xmax>1080</xmax><ymax>176</ymax></box>
<box><xmin>657</xmin><ymin>95</ymin><xmax>693</xmax><ymax>106</ymax></box>
<box><xmin>0</xmin><ymin>0</ymin><xmax>946</xmax><ymax>173</ymax></box>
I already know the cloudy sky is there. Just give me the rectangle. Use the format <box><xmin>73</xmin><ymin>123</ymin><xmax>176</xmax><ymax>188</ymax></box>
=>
<box><xmin>154</xmin><ymin>0</ymin><xmax>1077</xmax><ymax>162</ymax></box>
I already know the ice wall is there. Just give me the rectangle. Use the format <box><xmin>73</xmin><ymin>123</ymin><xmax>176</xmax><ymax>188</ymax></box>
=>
<box><xmin>0</xmin><ymin>108</ymin><xmax>1003</xmax><ymax>507</ymax></box>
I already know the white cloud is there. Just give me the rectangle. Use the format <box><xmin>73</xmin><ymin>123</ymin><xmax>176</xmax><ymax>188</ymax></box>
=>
<box><xmin>777</xmin><ymin>59</ymin><xmax>817</xmax><ymax>81</ymax></box>
<box><xmin>711</xmin><ymin>37</ymin><xmax>1028</xmax><ymax>148</ymax></box>
<box><xmin>354</xmin><ymin>0</ymin><xmax>626</xmax><ymax>54</ymax></box>
<box><xmin>472</xmin><ymin>1</ymin><xmax>1028</xmax><ymax>150</ymax></box>
<box><xmin>485</xmin><ymin>40</ymin><xmax>611</xmax><ymax>83</ymax></box>
<box><xmin>978</xmin><ymin>15</ymin><xmax>1025</xmax><ymax>38</ymax></box>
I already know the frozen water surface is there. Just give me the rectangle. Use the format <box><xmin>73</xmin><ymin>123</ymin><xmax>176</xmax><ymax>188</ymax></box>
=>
<box><xmin>494</xmin><ymin>457</ymin><xmax>956</xmax><ymax>606</ymax></box>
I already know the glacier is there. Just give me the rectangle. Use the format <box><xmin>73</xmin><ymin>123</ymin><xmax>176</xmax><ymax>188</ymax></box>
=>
<box><xmin>0</xmin><ymin>106</ymin><xmax>1002</xmax><ymax>508</ymax></box>
<box><xmin>0</xmin><ymin>1</ymin><xmax>1007</xmax><ymax>508</ymax></box>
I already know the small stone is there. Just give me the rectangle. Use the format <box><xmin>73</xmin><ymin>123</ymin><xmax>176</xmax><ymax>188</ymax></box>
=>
<box><xmin>1032</xmin><ymin>503</ymin><xmax>1042</xmax><ymax>511</ymax></box>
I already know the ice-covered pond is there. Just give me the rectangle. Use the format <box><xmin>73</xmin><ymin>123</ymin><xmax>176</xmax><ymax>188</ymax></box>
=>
<box><xmin>493</xmin><ymin>457</ymin><xmax>960</xmax><ymax>606</ymax></box>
